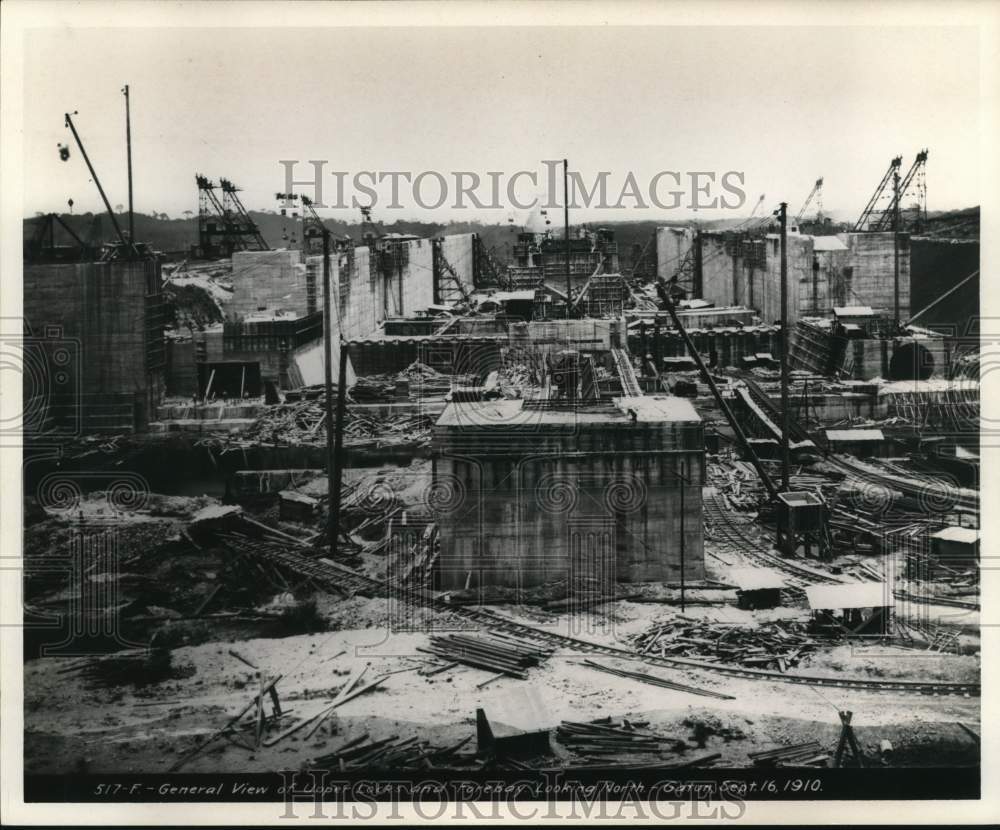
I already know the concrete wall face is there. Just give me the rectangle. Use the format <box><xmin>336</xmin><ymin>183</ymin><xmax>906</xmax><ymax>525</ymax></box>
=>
<box><xmin>397</xmin><ymin>239</ymin><xmax>434</xmax><ymax>315</ymax></box>
<box><xmin>435</xmin><ymin>412</ymin><xmax>705</xmax><ymax>589</ymax></box>
<box><xmin>699</xmin><ymin>235</ymin><xmax>735</xmax><ymax>308</ymax></box>
<box><xmin>807</xmin><ymin>249</ymin><xmax>849</xmax><ymax>316</ymax></box>
<box><xmin>24</xmin><ymin>258</ymin><xmax>163</xmax><ymax>429</ymax></box>
<box><xmin>440</xmin><ymin>233</ymin><xmax>476</xmax><ymax>294</ymax></box>
<box><xmin>838</xmin><ymin>232</ymin><xmax>910</xmax><ymax>319</ymax></box>
<box><xmin>684</xmin><ymin>230</ymin><xmax>907</xmax><ymax>325</ymax></box>
<box><xmin>306</xmin><ymin>248</ymin><xmax>379</xmax><ymax>344</ymax></box>
<box><xmin>656</xmin><ymin>227</ymin><xmax>693</xmax><ymax>281</ymax></box>
<box><xmin>229</xmin><ymin>250</ymin><xmax>308</xmax><ymax>319</ymax></box>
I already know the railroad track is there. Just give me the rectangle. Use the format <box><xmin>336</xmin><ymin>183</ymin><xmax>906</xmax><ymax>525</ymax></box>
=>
<box><xmin>218</xmin><ymin>528</ymin><xmax>979</xmax><ymax>698</ymax></box>
<box><xmin>703</xmin><ymin>490</ymin><xmax>819</xmax><ymax>598</ymax></box>
<box><xmin>702</xmin><ymin>490</ymin><xmax>980</xmax><ymax>612</ymax></box>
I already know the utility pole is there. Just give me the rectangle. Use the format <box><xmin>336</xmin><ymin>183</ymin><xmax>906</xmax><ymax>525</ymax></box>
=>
<box><xmin>123</xmin><ymin>85</ymin><xmax>135</xmax><ymax>254</ymax></box>
<box><xmin>679</xmin><ymin>460</ymin><xmax>686</xmax><ymax>613</ymax></box>
<box><xmin>564</xmin><ymin>158</ymin><xmax>571</xmax><ymax>318</ymax></box>
<box><xmin>778</xmin><ymin>201</ymin><xmax>790</xmax><ymax>493</ymax></box>
<box><xmin>892</xmin><ymin>167</ymin><xmax>901</xmax><ymax>325</ymax></box>
<box><xmin>322</xmin><ymin>229</ymin><xmax>349</xmax><ymax>560</ymax></box>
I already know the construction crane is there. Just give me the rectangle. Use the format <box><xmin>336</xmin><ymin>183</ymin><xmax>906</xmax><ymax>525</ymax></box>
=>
<box><xmin>734</xmin><ymin>194</ymin><xmax>766</xmax><ymax>229</ymax></box>
<box><xmin>871</xmin><ymin>150</ymin><xmax>928</xmax><ymax>232</ymax></box>
<box><xmin>219</xmin><ymin>178</ymin><xmax>269</xmax><ymax>251</ymax></box>
<box><xmin>195</xmin><ymin>175</ymin><xmax>269</xmax><ymax>257</ymax></box>
<box><xmin>853</xmin><ymin>156</ymin><xmax>902</xmax><ymax>231</ymax></box>
<box><xmin>63</xmin><ymin>111</ymin><xmax>134</xmax><ymax>255</ymax></box>
<box><xmin>795</xmin><ymin>177</ymin><xmax>824</xmax><ymax>224</ymax></box>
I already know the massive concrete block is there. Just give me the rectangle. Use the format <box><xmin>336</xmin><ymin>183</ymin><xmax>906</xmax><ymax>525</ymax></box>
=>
<box><xmin>434</xmin><ymin>396</ymin><xmax>705</xmax><ymax>589</ymax></box>
<box><xmin>837</xmin><ymin>232</ymin><xmax>911</xmax><ymax>319</ymax></box>
<box><xmin>23</xmin><ymin>258</ymin><xmax>164</xmax><ymax>430</ymax></box>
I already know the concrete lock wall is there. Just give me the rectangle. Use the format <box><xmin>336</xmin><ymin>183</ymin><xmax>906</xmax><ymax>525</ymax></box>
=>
<box><xmin>398</xmin><ymin>239</ymin><xmax>434</xmax><ymax>314</ymax></box>
<box><xmin>440</xmin><ymin>233</ymin><xmax>476</xmax><ymax>295</ymax></box>
<box><xmin>229</xmin><ymin>250</ymin><xmax>309</xmax><ymax>320</ymax></box>
<box><xmin>434</xmin><ymin>407</ymin><xmax>705</xmax><ymax>589</ymax></box>
<box><xmin>677</xmin><ymin>229</ymin><xmax>909</xmax><ymax>326</ymax></box>
<box><xmin>837</xmin><ymin>232</ymin><xmax>911</xmax><ymax>319</ymax></box>
<box><xmin>24</xmin><ymin>259</ymin><xmax>158</xmax><ymax>393</ymax></box>
<box><xmin>698</xmin><ymin>234</ymin><xmax>736</xmax><ymax>309</ymax></box>
<box><xmin>23</xmin><ymin>258</ymin><xmax>164</xmax><ymax>429</ymax></box>
<box><xmin>656</xmin><ymin>227</ymin><xmax>693</xmax><ymax>281</ymax></box>
<box><xmin>306</xmin><ymin>247</ymin><xmax>380</xmax><ymax>343</ymax></box>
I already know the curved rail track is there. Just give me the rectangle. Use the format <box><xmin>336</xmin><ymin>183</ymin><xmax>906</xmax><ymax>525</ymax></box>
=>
<box><xmin>704</xmin><ymin>489</ymin><xmax>979</xmax><ymax>612</ymax></box>
<box><xmin>219</xmin><ymin>529</ymin><xmax>979</xmax><ymax>698</ymax></box>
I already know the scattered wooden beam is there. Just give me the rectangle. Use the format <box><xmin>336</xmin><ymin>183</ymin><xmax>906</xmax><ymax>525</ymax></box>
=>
<box><xmin>579</xmin><ymin>660</ymin><xmax>735</xmax><ymax>700</ymax></box>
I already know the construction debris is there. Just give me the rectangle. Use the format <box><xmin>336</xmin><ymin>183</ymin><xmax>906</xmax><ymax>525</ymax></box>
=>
<box><xmin>555</xmin><ymin>717</ymin><xmax>686</xmax><ymax>758</ymax></box>
<box><xmin>632</xmin><ymin>618</ymin><xmax>823</xmax><ymax>671</ymax></box>
<box><xmin>311</xmin><ymin>733</ymin><xmax>472</xmax><ymax>771</ymax></box>
<box><xmin>747</xmin><ymin>741</ymin><xmax>831</xmax><ymax>767</ymax></box>
<box><xmin>57</xmin><ymin>647</ymin><xmax>190</xmax><ymax>688</ymax></box>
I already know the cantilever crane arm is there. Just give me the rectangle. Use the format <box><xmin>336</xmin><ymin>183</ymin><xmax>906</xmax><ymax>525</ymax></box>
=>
<box><xmin>795</xmin><ymin>177</ymin><xmax>823</xmax><ymax>224</ymax></box>
<box><xmin>872</xmin><ymin>150</ymin><xmax>928</xmax><ymax>232</ymax></box>
<box><xmin>64</xmin><ymin>113</ymin><xmax>129</xmax><ymax>248</ymax></box>
<box><xmin>853</xmin><ymin>157</ymin><xmax>901</xmax><ymax>232</ymax></box>
<box><xmin>655</xmin><ymin>277</ymin><xmax>779</xmax><ymax>501</ymax></box>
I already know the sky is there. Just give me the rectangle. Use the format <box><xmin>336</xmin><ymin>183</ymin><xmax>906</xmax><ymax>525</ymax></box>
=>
<box><xmin>22</xmin><ymin>25</ymin><xmax>981</xmax><ymax>223</ymax></box>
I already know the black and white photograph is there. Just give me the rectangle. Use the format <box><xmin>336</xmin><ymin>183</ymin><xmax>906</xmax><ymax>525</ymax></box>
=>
<box><xmin>1</xmin><ymin>0</ymin><xmax>996</xmax><ymax>823</ymax></box>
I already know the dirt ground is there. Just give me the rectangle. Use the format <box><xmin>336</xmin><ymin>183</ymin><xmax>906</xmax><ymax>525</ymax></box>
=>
<box><xmin>21</xmin><ymin>468</ymin><xmax>980</xmax><ymax>775</ymax></box>
<box><xmin>23</xmin><ymin>595</ymin><xmax>980</xmax><ymax>774</ymax></box>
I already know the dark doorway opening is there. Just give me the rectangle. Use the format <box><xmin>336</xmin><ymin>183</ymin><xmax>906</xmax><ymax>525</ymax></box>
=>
<box><xmin>198</xmin><ymin>361</ymin><xmax>262</xmax><ymax>398</ymax></box>
<box><xmin>888</xmin><ymin>342</ymin><xmax>934</xmax><ymax>381</ymax></box>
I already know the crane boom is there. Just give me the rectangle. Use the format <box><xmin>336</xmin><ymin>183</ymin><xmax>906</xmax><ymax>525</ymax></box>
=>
<box><xmin>795</xmin><ymin>177</ymin><xmax>823</xmax><ymax>224</ymax></box>
<box><xmin>654</xmin><ymin>277</ymin><xmax>779</xmax><ymax>501</ymax></box>
<box><xmin>872</xmin><ymin>149</ymin><xmax>928</xmax><ymax>231</ymax></box>
<box><xmin>853</xmin><ymin>156</ymin><xmax>902</xmax><ymax>231</ymax></box>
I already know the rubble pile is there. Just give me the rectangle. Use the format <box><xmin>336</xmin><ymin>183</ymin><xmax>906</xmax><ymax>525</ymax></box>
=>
<box><xmin>239</xmin><ymin>401</ymin><xmax>435</xmax><ymax>448</ymax></box>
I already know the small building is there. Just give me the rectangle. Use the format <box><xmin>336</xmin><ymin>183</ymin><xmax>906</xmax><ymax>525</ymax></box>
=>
<box><xmin>929</xmin><ymin>526</ymin><xmax>979</xmax><ymax>571</ymax></box>
<box><xmin>805</xmin><ymin>582</ymin><xmax>893</xmax><ymax>637</ymax></box>
<box><xmin>833</xmin><ymin>306</ymin><xmax>883</xmax><ymax>337</ymax></box>
<box><xmin>730</xmin><ymin>567</ymin><xmax>786</xmax><ymax>609</ymax></box>
<box><xmin>824</xmin><ymin>428</ymin><xmax>888</xmax><ymax>457</ymax></box>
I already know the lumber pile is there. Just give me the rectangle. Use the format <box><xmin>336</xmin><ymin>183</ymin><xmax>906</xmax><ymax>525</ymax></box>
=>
<box><xmin>417</xmin><ymin>632</ymin><xmax>553</xmax><ymax>679</ymax></box>
<box><xmin>748</xmin><ymin>741</ymin><xmax>830</xmax><ymax>767</ymax></box>
<box><xmin>349</xmin><ymin>376</ymin><xmax>396</xmax><ymax>402</ymax></box>
<box><xmin>556</xmin><ymin>718</ymin><xmax>685</xmax><ymax>758</ymax></box>
<box><xmin>632</xmin><ymin>618</ymin><xmax>822</xmax><ymax>672</ymax></box>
